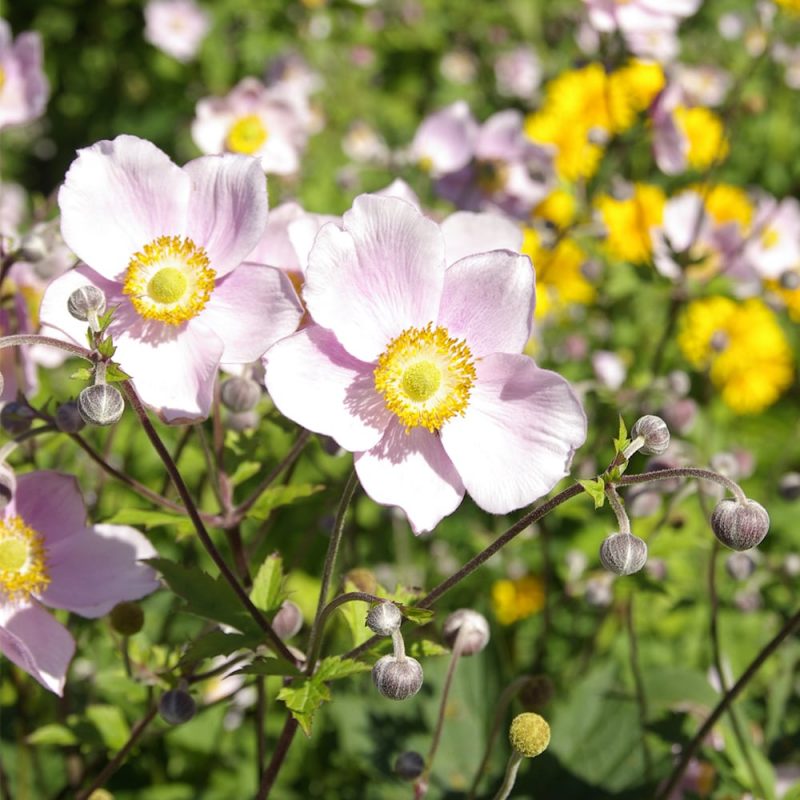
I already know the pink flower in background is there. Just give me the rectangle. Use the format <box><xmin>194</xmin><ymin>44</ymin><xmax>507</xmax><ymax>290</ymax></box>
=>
<box><xmin>265</xmin><ymin>195</ymin><xmax>586</xmax><ymax>533</ymax></box>
<box><xmin>410</xmin><ymin>101</ymin><xmax>478</xmax><ymax>177</ymax></box>
<box><xmin>494</xmin><ymin>46</ymin><xmax>543</xmax><ymax>100</ymax></box>
<box><xmin>743</xmin><ymin>196</ymin><xmax>800</xmax><ymax>280</ymax></box>
<box><xmin>40</xmin><ymin>135</ymin><xmax>303</xmax><ymax>423</ymax></box>
<box><xmin>0</xmin><ymin>20</ymin><xmax>49</xmax><ymax>130</ymax></box>
<box><xmin>144</xmin><ymin>0</ymin><xmax>210</xmax><ymax>63</ymax></box>
<box><xmin>0</xmin><ymin>471</ymin><xmax>159</xmax><ymax>694</ymax></box>
<box><xmin>192</xmin><ymin>77</ymin><xmax>311</xmax><ymax>175</ymax></box>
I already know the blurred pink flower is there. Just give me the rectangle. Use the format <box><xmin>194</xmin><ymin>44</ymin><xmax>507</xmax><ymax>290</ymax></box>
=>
<box><xmin>494</xmin><ymin>46</ymin><xmax>542</xmax><ymax>99</ymax></box>
<box><xmin>144</xmin><ymin>0</ymin><xmax>210</xmax><ymax>63</ymax></box>
<box><xmin>265</xmin><ymin>194</ymin><xmax>585</xmax><ymax>532</ymax></box>
<box><xmin>40</xmin><ymin>135</ymin><xmax>302</xmax><ymax>423</ymax></box>
<box><xmin>743</xmin><ymin>196</ymin><xmax>800</xmax><ymax>280</ymax></box>
<box><xmin>0</xmin><ymin>471</ymin><xmax>159</xmax><ymax>694</ymax></box>
<box><xmin>0</xmin><ymin>20</ymin><xmax>49</xmax><ymax>130</ymax></box>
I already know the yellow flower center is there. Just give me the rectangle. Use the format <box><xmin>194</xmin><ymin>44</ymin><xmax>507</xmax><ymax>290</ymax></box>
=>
<box><xmin>374</xmin><ymin>323</ymin><xmax>476</xmax><ymax>432</ymax></box>
<box><xmin>0</xmin><ymin>515</ymin><xmax>50</xmax><ymax>602</ymax></box>
<box><xmin>761</xmin><ymin>226</ymin><xmax>780</xmax><ymax>249</ymax></box>
<box><xmin>0</xmin><ymin>67</ymin><xmax>5</xmax><ymax>93</ymax></box>
<box><xmin>123</xmin><ymin>235</ymin><xmax>215</xmax><ymax>326</ymax></box>
<box><xmin>226</xmin><ymin>114</ymin><xmax>269</xmax><ymax>155</ymax></box>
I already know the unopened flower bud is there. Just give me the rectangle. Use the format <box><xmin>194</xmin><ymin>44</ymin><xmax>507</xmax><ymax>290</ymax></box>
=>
<box><xmin>509</xmin><ymin>712</ymin><xmax>550</xmax><ymax>758</ymax></box>
<box><xmin>519</xmin><ymin>674</ymin><xmax>555</xmax><ymax>710</ymax></box>
<box><xmin>272</xmin><ymin>600</ymin><xmax>303</xmax><ymax>640</ymax></box>
<box><xmin>0</xmin><ymin>465</ymin><xmax>15</xmax><ymax>509</ymax></box>
<box><xmin>778</xmin><ymin>472</ymin><xmax>800</xmax><ymax>501</ymax></box>
<box><xmin>366</xmin><ymin>602</ymin><xmax>402</xmax><ymax>636</ymax></box>
<box><xmin>78</xmin><ymin>384</ymin><xmax>124</xmax><ymax>426</ymax></box>
<box><xmin>726</xmin><ymin>552</ymin><xmax>757</xmax><ymax>581</ymax></box>
<box><xmin>442</xmin><ymin>608</ymin><xmax>490</xmax><ymax>655</ymax></box>
<box><xmin>109</xmin><ymin>601</ymin><xmax>144</xmax><ymax>636</ymax></box>
<box><xmin>55</xmin><ymin>401</ymin><xmax>86</xmax><ymax>433</ymax></box>
<box><xmin>660</xmin><ymin>398</ymin><xmax>697</xmax><ymax>436</ymax></box>
<box><xmin>711</xmin><ymin>499</ymin><xmax>769</xmax><ymax>551</ymax></box>
<box><xmin>67</xmin><ymin>285</ymin><xmax>106</xmax><ymax>321</ymax></box>
<box><xmin>0</xmin><ymin>401</ymin><xmax>34</xmax><ymax>434</ymax></box>
<box><xmin>226</xmin><ymin>410</ymin><xmax>259</xmax><ymax>432</ymax></box>
<box><xmin>666</xmin><ymin>370</ymin><xmax>691</xmax><ymax>397</ymax></box>
<box><xmin>159</xmin><ymin>688</ymin><xmax>196</xmax><ymax>725</ymax></box>
<box><xmin>631</xmin><ymin>415</ymin><xmax>670</xmax><ymax>456</ymax></box>
<box><xmin>599</xmin><ymin>532</ymin><xmax>648</xmax><ymax>576</ymax></box>
<box><xmin>220</xmin><ymin>377</ymin><xmax>261</xmax><ymax>412</ymax></box>
<box><xmin>372</xmin><ymin>654</ymin><xmax>423</xmax><ymax>700</ymax></box>
<box><xmin>394</xmin><ymin>750</ymin><xmax>425</xmax><ymax>781</ymax></box>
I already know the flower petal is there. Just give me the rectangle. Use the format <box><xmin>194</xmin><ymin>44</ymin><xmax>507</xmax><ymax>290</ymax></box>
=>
<box><xmin>438</xmin><ymin>251</ymin><xmax>534</xmax><ymax>357</ymax></box>
<box><xmin>41</xmin><ymin>524</ymin><xmax>159</xmax><ymax>618</ymax></box>
<box><xmin>441</xmin><ymin>353</ymin><xmax>586</xmax><ymax>514</ymax></box>
<box><xmin>0</xmin><ymin>602</ymin><xmax>75</xmax><ymax>695</ymax></box>
<box><xmin>9</xmin><ymin>471</ymin><xmax>86</xmax><ymax>546</ymax></box>
<box><xmin>58</xmin><ymin>135</ymin><xmax>190</xmax><ymax>280</ymax></box>
<box><xmin>263</xmin><ymin>325</ymin><xmax>390</xmax><ymax>452</ymax></box>
<box><xmin>355</xmin><ymin>419</ymin><xmax>465</xmax><ymax>534</ymax></box>
<box><xmin>441</xmin><ymin>211</ymin><xmax>523</xmax><ymax>267</ymax></box>
<box><xmin>183</xmin><ymin>154</ymin><xmax>268</xmax><ymax>277</ymax></box>
<box><xmin>303</xmin><ymin>195</ymin><xmax>445</xmax><ymax>363</ymax></box>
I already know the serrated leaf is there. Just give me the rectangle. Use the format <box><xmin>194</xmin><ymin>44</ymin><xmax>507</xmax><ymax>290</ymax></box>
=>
<box><xmin>229</xmin><ymin>461</ymin><xmax>262</xmax><ymax>487</ymax></box>
<box><xmin>277</xmin><ymin>679</ymin><xmax>331</xmax><ymax>736</ymax></box>
<box><xmin>613</xmin><ymin>415</ymin><xmax>630</xmax><ymax>455</ymax></box>
<box><xmin>86</xmin><ymin>705</ymin><xmax>130</xmax><ymax>751</ymax></box>
<box><xmin>578</xmin><ymin>477</ymin><xmax>606</xmax><ymax>509</ymax></box>
<box><xmin>314</xmin><ymin>656</ymin><xmax>371</xmax><ymax>682</ymax></box>
<box><xmin>103</xmin><ymin>508</ymin><xmax>193</xmax><ymax>536</ymax></box>
<box><xmin>245</xmin><ymin>483</ymin><xmax>326</xmax><ymax>521</ymax></box>
<box><xmin>105</xmin><ymin>362</ymin><xmax>131</xmax><ymax>383</ymax></box>
<box><xmin>231</xmin><ymin>656</ymin><xmax>302</xmax><ymax>678</ymax></box>
<box><xmin>97</xmin><ymin>306</ymin><xmax>115</xmax><ymax>330</ymax></box>
<box><xmin>399</xmin><ymin>606</ymin><xmax>434</xmax><ymax>625</ymax></box>
<box><xmin>250</xmin><ymin>553</ymin><xmax>286</xmax><ymax>613</ymax></box>
<box><xmin>96</xmin><ymin>337</ymin><xmax>116</xmax><ymax>358</ymax></box>
<box><xmin>180</xmin><ymin>630</ymin><xmax>261</xmax><ymax>667</ymax></box>
<box><xmin>409</xmin><ymin>639</ymin><xmax>448</xmax><ymax>658</ymax></box>
<box><xmin>26</xmin><ymin>723</ymin><xmax>78</xmax><ymax>746</ymax></box>
<box><xmin>70</xmin><ymin>367</ymin><xmax>93</xmax><ymax>382</ymax></box>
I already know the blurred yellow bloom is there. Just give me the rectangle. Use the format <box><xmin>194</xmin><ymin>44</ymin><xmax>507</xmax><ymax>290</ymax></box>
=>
<box><xmin>678</xmin><ymin>296</ymin><xmax>793</xmax><ymax>413</ymax></box>
<box><xmin>491</xmin><ymin>575</ymin><xmax>545</xmax><ymax>625</ymax></box>
<box><xmin>766</xmin><ymin>280</ymin><xmax>800</xmax><ymax>322</ymax></box>
<box><xmin>522</xmin><ymin>227</ymin><xmax>595</xmax><ymax>318</ymax></box>
<box><xmin>525</xmin><ymin>111</ymin><xmax>604</xmax><ymax>182</ymax></box>
<box><xmin>595</xmin><ymin>183</ymin><xmax>666</xmax><ymax>263</ymax></box>
<box><xmin>533</xmin><ymin>188</ymin><xmax>577</xmax><ymax>229</ymax></box>
<box><xmin>673</xmin><ymin>107</ymin><xmax>729</xmax><ymax>170</ymax></box>
<box><xmin>775</xmin><ymin>0</ymin><xmax>800</xmax><ymax>11</ymax></box>
<box><xmin>690</xmin><ymin>183</ymin><xmax>753</xmax><ymax>230</ymax></box>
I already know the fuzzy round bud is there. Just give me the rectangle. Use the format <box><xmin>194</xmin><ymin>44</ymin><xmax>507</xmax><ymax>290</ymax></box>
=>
<box><xmin>109</xmin><ymin>601</ymin><xmax>144</xmax><ymax>636</ymax></box>
<box><xmin>519</xmin><ymin>675</ymin><xmax>555</xmax><ymax>710</ymax></box>
<box><xmin>631</xmin><ymin>415</ymin><xmax>670</xmax><ymax>456</ymax></box>
<box><xmin>272</xmin><ymin>600</ymin><xmax>303</xmax><ymax>640</ymax></box>
<box><xmin>220</xmin><ymin>377</ymin><xmax>261</xmax><ymax>412</ymax></box>
<box><xmin>394</xmin><ymin>751</ymin><xmax>425</xmax><ymax>781</ymax></box>
<box><xmin>159</xmin><ymin>688</ymin><xmax>196</xmax><ymax>725</ymax></box>
<box><xmin>226</xmin><ymin>410</ymin><xmax>259</xmax><ymax>432</ymax></box>
<box><xmin>67</xmin><ymin>285</ymin><xmax>106</xmax><ymax>321</ymax></box>
<box><xmin>366</xmin><ymin>602</ymin><xmax>402</xmax><ymax>636</ymax></box>
<box><xmin>78</xmin><ymin>384</ymin><xmax>124</xmax><ymax>426</ymax></box>
<box><xmin>55</xmin><ymin>401</ymin><xmax>86</xmax><ymax>433</ymax></box>
<box><xmin>372</xmin><ymin>655</ymin><xmax>423</xmax><ymax>700</ymax></box>
<box><xmin>0</xmin><ymin>465</ymin><xmax>15</xmax><ymax>509</ymax></box>
<box><xmin>711</xmin><ymin>499</ymin><xmax>770</xmax><ymax>551</ymax></box>
<box><xmin>726</xmin><ymin>552</ymin><xmax>757</xmax><ymax>581</ymax></box>
<box><xmin>509</xmin><ymin>712</ymin><xmax>550</xmax><ymax>758</ymax></box>
<box><xmin>442</xmin><ymin>609</ymin><xmax>490</xmax><ymax>655</ymax></box>
<box><xmin>599</xmin><ymin>532</ymin><xmax>648</xmax><ymax>576</ymax></box>
<box><xmin>778</xmin><ymin>472</ymin><xmax>800</xmax><ymax>501</ymax></box>
<box><xmin>0</xmin><ymin>402</ymin><xmax>34</xmax><ymax>435</ymax></box>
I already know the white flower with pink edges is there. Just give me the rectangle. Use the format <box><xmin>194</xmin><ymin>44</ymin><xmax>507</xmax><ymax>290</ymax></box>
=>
<box><xmin>144</xmin><ymin>0</ymin><xmax>210</xmax><ymax>63</ymax></box>
<box><xmin>0</xmin><ymin>20</ymin><xmax>49</xmax><ymax>130</ymax></box>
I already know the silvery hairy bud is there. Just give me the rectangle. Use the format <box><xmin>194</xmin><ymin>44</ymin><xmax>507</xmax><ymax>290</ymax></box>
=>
<box><xmin>220</xmin><ymin>377</ymin><xmax>261</xmax><ymax>412</ymax></box>
<box><xmin>442</xmin><ymin>608</ymin><xmax>490</xmax><ymax>655</ymax></box>
<box><xmin>159</xmin><ymin>688</ymin><xmax>196</xmax><ymax>725</ymax></box>
<box><xmin>372</xmin><ymin>654</ymin><xmax>423</xmax><ymax>700</ymax></box>
<box><xmin>631</xmin><ymin>415</ymin><xmax>670</xmax><ymax>456</ymax></box>
<box><xmin>54</xmin><ymin>401</ymin><xmax>85</xmax><ymax>433</ymax></box>
<box><xmin>711</xmin><ymin>499</ymin><xmax>770</xmax><ymax>551</ymax></box>
<box><xmin>226</xmin><ymin>410</ymin><xmax>259</xmax><ymax>432</ymax></box>
<box><xmin>0</xmin><ymin>401</ymin><xmax>34</xmax><ymax>435</ymax></box>
<box><xmin>77</xmin><ymin>384</ymin><xmax>124</xmax><ymax>426</ymax></box>
<box><xmin>67</xmin><ymin>285</ymin><xmax>106</xmax><ymax>322</ymax></box>
<box><xmin>778</xmin><ymin>472</ymin><xmax>800</xmax><ymax>501</ymax></box>
<box><xmin>394</xmin><ymin>751</ymin><xmax>425</xmax><ymax>781</ymax></box>
<box><xmin>272</xmin><ymin>600</ymin><xmax>303</xmax><ymax>640</ymax></box>
<box><xmin>599</xmin><ymin>532</ymin><xmax>648</xmax><ymax>576</ymax></box>
<box><xmin>366</xmin><ymin>602</ymin><xmax>402</xmax><ymax>636</ymax></box>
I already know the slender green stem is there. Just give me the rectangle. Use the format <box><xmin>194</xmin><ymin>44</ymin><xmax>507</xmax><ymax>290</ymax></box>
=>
<box><xmin>0</xmin><ymin>334</ymin><xmax>92</xmax><ymax>360</ymax></box>
<box><xmin>0</xmin><ymin>423</ymin><xmax>57</xmax><ymax>462</ymax></box>
<box><xmin>308</xmin><ymin>591</ymin><xmax>385</xmax><ymax>666</ymax></box>
<box><xmin>605</xmin><ymin>483</ymin><xmax>631</xmax><ymax>535</ymax></box>
<box><xmin>491</xmin><ymin>750</ymin><xmax>523</xmax><ymax>800</ymax></box>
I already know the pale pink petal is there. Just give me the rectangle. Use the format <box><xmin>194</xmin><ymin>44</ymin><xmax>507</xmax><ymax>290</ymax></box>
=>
<box><xmin>355</xmin><ymin>419</ymin><xmax>465</xmax><ymax>534</ymax></box>
<box><xmin>41</xmin><ymin>524</ymin><xmax>159</xmax><ymax>618</ymax></box>
<box><xmin>374</xmin><ymin>179</ymin><xmax>421</xmax><ymax>209</ymax></box>
<box><xmin>9</xmin><ymin>471</ymin><xmax>86</xmax><ymax>545</ymax></box>
<box><xmin>440</xmin><ymin>211</ymin><xmax>523</xmax><ymax>267</ymax></box>
<box><xmin>58</xmin><ymin>136</ymin><xmax>191</xmax><ymax>280</ymax></box>
<box><xmin>263</xmin><ymin>325</ymin><xmax>390</xmax><ymax>452</ymax></box>
<box><xmin>441</xmin><ymin>354</ymin><xmax>586</xmax><ymax>514</ymax></box>
<box><xmin>437</xmin><ymin>251</ymin><xmax>534</xmax><ymax>357</ymax></box>
<box><xmin>200</xmin><ymin>264</ymin><xmax>302</xmax><ymax>363</ymax></box>
<box><xmin>183</xmin><ymin>154</ymin><xmax>268</xmax><ymax>277</ymax></box>
<box><xmin>248</xmin><ymin>201</ymin><xmax>307</xmax><ymax>270</ymax></box>
<box><xmin>286</xmin><ymin>213</ymin><xmax>338</xmax><ymax>275</ymax></box>
<box><xmin>0</xmin><ymin>602</ymin><xmax>75</xmax><ymax>695</ymax></box>
<box><xmin>191</xmin><ymin>101</ymin><xmax>234</xmax><ymax>155</ymax></box>
<box><xmin>304</xmin><ymin>195</ymin><xmax>445</xmax><ymax>362</ymax></box>
<box><xmin>410</xmin><ymin>101</ymin><xmax>478</xmax><ymax>176</ymax></box>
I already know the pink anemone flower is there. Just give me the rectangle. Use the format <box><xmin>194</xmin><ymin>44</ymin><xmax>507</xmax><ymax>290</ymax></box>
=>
<box><xmin>264</xmin><ymin>195</ymin><xmax>586</xmax><ymax>533</ymax></box>
<box><xmin>0</xmin><ymin>20</ymin><xmax>49</xmax><ymax>130</ymax></box>
<box><xmin>144</xmin><ymin>0</ymin><xmax>211</xmax><ymax>63</ymax></box>
<box><xmin>0</xmin><ymin>471</ymin><xmax>159</xmax><ymax>694</ymax></box>
<box><xmin>40</xmin><ymin>135</ymin><xmax>303</xmax><ymax>423</ymax></box>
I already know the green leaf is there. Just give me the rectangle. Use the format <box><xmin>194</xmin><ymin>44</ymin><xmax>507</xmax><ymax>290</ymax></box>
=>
<box><xmin>145</xmin><ymin>558</ymin><xmax>261</xmax><ymax>636</ymax></box>
<box><xmin>244</xmin><ymin>483</ymin><xmax>326</xmax><ymax>521</ymax></box>
<box><xmin>337</xmin><ymin>580</ymin><xmax>372</xmax><ymax>648</ymax></box>
<box><xmin>70</xmin><ymin>367</ymin><xmax>93</xmax><ymax>382</ymax></box>
<box><xmin>105</xmin><ymin>362</ymin><xmax>132</xmax><ymax>383</ymax></box>
<box><xmin>26</xmin><ymin>724</ymin><xmax>78</xmax><ymax>747</ymax></box>
<box><xmin>86</xmin><ymin>704</ymin><xmax>130</xmax><ymax>751</ymax></box>
<box><xmin>229</xmin><ymin>461</ymin><xmax>262</xmax><ymax>487</ymax></box>
<box><xmin>578</xmin><ymin>477</ymin><xmax>606</xmax><ymax>509</ymax></box>
<box><xmin>314</xmin><ymin>656</ymin><xmax>371</xmax><ymax>682</ymax></box>
<box><xmin>104</xmin><ymin>508</ymin><xmax>193</xmax><ymax>536</ymax></box>
<box><xmin>277</xmin><ymin>679</ymin><xmax>331</xmax><ymax>736</ymax></box>
<box><xmin>409</xmin><ymin>639</ymin><xmax>448</xmax><ymax>658</ymax></box>
<box><xmin>97</xmin><ymin>305</ymin><xmax>116</xmax><ymax>331</ymax></box>
<box><xmin>96</xmin><ymin>336</ymin><xmax>116</xmax><ymax>358</ymax></box>
<box><xmin>250</xmin><ymin>553</ymin><xmax>286</xmax><ymax>613</ymax></box>
<box><xmin>399</xmin><ymin>606</ymin><xmax>434</xmax><ymax>625</ymax></box>
<box><xmin>613</xmin><ymin>415</ymin><xmax>630</xmax><ymax>455</ymax></box>
<box><xmin>180</xmin><ymin>631</ymin><xmax>261</xmax><ymax>668</ymax></box>
<box><xmin>231</xmin><ymin>656</ymin><xmax>302</xmax><ymax>678</ymax></box>
<box><xmin>721</xmin><ymin>720</ymin><xmax>777</xmax><ymax>800</ymax></box>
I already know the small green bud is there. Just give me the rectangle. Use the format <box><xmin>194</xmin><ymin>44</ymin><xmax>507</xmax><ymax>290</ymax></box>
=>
<box><xmin>109</xmin><ymin>601</ymin><xmax>144</xmax><ymax>636</ymax></box>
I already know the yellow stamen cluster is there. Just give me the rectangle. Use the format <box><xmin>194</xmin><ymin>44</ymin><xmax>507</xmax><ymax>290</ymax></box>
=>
<box><xmin>226</xmin><ymin>114</ymin><xmax>269</xmax><ymax>155</ymax></box>
<box><xmin>0</xmin><ymin>515</ymin><xmax>50</xmax><ymax>602</ymax></box>
<box><xmin>0</xmin><ymin>67</ymin><xmax>5</xmax><ymax>93</ymax></box>
<box><xmin>595</xmin><ymin>183</ymin><xmax>666</xmax><ymax>264</ymax></box>
<box><xmin>123</xmin><ymin>235</ymin><xmax>215</xmax><ymax>326</ymax></box>
<box><xmin>491</xmin><ymin>575</ymin><xmax>545</xmax><ymax>626</ymax></box>
<box><xmin>374</xmin><ymin>323</ymin><xmax>476</xmax><ymax>432</ymax></box>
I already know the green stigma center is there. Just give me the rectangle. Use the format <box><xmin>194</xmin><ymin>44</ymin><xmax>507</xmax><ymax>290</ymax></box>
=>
<box><xmin>148</xmin><ymin>267</ymin><xmax>188</xmax><ymax>304</ymax></box>
<box><xmin>0</xmin><ymin>538</ymin><xmax>27</xmax><ymax>573</ymax></box>
<box><xmin>401</xmin><ymin>361</ymin><xmax>441</xmax><ymax>402</ymax></box>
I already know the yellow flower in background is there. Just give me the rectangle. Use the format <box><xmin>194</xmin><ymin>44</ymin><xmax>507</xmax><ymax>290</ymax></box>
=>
<box><xmin>492</xmin><ymin>575</ymin><xmax>545</xmax><ymax>625</ymax></box>
<box><xmin>775</xmin><ymin>0</ymin><xmax>800</xmax><ymax>11</ymax></box>
<box><xmin>595</xmin><ymin>183</ymin><xmax>666</xmax><ymax>263</ymax></box>
<box><xmin>608</xmin><ymin>59</ymin><xmax>665</xmax><ymax>123</ymax></box>
<box><xmin>533</xmin><ymin>188</ymin><xmax>578</xmax><ymax>230</ymax></box>
<box><xmin>690</xmin><ymin>183</ymin><xmax>753</xmax><ymax>230</ymax></box>
<box><xmin>522</xmin><ymin>227</ymin><xmax>595</xmax><ymax>318</ymax></box>
<box><xmin>766</xmin><ymin>279</ymin><xmax>800</xmax><ymax>322</ymax></box>
<box><xmin>678</xmin><ymin>296</ymin><xmax>794</xmax><ymax>413</ymax></box>
<box><xmin>525</xmin><ymin>111</ymin><xmax>604</xmax><ymax>182</ymax></box>
<box><xmin>673</xmin><ymin>107</ymin><xmax>729</xmax><ymax>170</ymax></box>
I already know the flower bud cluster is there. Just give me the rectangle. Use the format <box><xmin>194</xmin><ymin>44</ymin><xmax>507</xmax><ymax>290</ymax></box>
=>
<box><xmin>368</xmin><ymin>602</ymin><xmax>424</xmax><ymax>701</ymax></box>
